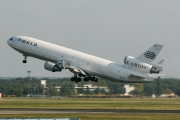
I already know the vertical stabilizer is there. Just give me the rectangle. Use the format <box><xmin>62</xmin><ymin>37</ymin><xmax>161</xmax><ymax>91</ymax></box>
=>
<box><xmin>136</xmin><ymin>44</ymin><xmax>163</xmax><ymax>63</ymax></box>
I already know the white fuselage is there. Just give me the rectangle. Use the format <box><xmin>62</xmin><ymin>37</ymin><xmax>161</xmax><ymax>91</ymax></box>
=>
<box><xmin>7</xmin><ymin>36</ymin><xmax>152</xmax><ymax>83</ymax></box>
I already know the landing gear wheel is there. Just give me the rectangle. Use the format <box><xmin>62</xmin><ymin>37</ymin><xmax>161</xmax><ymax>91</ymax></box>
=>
<box><xmin>22</xmin><ymin>60</ymin><xmax>27</xmax><ymax>63</ymax></box>
<box><xmin>22</xmin><ymin>55</ymin><xmax>27</xmax><ymax>63</ymax></box>
<box><xmin>71</xmin><ymin>77</ymin><xmax>75</xmax><ymax>82</ymax></box>
<box><xmin>78</xmin><ymin>78</ymin><xmax>81</xmax><ymax>82</ymax></box>
<box><xmin>84</xmin><ymin>77</ymin><xmax>88</xmax><ymax>82</ymax></box>
<box><xmin>75</xmin><ymin>78</ymin><xmax>81</xmax><ymax>83</ymax></box>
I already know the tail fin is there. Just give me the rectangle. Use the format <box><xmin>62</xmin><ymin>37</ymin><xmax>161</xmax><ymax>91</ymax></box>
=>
<box><xmin>136</xmin><ymin>44</ymin><xmax>163</xmax><ymax>63</ymax></box>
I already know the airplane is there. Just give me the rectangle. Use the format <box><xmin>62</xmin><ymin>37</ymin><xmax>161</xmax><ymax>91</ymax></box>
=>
<box><xmin>7</xmin><ymin>36</ymin><xmax>164</xmax><ymax>83</ymax></box>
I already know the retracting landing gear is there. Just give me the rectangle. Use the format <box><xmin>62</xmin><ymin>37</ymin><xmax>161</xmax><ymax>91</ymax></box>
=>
<box><xmin>22</xmin><ymin>55</ymin><xmax>27</xmax><ymax>63</ymax></box>
<box><xmin>71</xmin><ymin>73</ymin><xmax>81</xmax><ymax>83</ymax></box>
<box><xmin>84</xmin><ymin>76</ymin><xmax>98</xmax><ymax>82</ymax></box>
<box><xmin>71</xmin><ymin>77</ymin><xmax>81</xmax><ymax>83</ymax></box>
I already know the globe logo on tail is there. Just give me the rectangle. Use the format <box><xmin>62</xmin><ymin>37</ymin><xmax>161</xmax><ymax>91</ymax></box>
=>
<box><xmin>144</xmin><ymin>51</ymin><xmax>156</xmax><ymax>59</ymax></box>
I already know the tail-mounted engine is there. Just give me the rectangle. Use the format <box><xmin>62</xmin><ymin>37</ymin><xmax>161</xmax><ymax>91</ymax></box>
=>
<box><xmin>124</xmin><ymin>56</ymin><xmax>162</xmax><ymax>74</ymax></box>
<box><xmin>44</xmin><ymin>62</ymin><xmax>62</xmax><ymax>72</ymax></box>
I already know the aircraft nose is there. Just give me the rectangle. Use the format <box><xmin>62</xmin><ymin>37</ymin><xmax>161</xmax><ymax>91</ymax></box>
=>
<box><xmin>7</xmin><ymin>37</ymin><xmax>13</xmax><ymax>46</ymax></box>
<box><xmin>7</xmin><ymin>39</ymin><xmax>10</xmax><ymax>45</ymax></box>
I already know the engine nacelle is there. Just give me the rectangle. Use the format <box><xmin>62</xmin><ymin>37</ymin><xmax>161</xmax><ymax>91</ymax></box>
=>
<box><xmin>44</xmin><ymin>62</ymin><xmax>62</xmax><ymax>72</ymax></box>
<box><xmin>124</xmin><ymin>56</ymin><xmax>159</xmax><ymax>74</ymax></box>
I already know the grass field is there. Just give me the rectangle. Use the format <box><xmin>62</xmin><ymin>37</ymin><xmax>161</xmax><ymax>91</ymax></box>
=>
<box><xmin>0</xmin><ymin>97</ymin><xmax>180</xmax><ymax>120</ymax></box>
<box><xmin>0</xmin><ymin>97</ymin><xmax>180</xmax><ymax>110</ymax></box>
<box><xmin>1</xmin><ymin>114</ymin><xmax>180</xmax><ymax>120</ymax></box>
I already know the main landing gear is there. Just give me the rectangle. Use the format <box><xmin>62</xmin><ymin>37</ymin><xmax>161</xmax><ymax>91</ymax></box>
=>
<box><xmin>22</xmin><ymin>55</ymin><xmax>27</xmax><ymax>63</ymax></box>
<box><xmin>84</xmin><ymin>76</ymin><xmax>98</xmax><ymax>82</ymax></box>
<box><xmin>71</xmin><ymin>76</ymin><xmax>98</xmax><ymax>83</ymax></box>
<box><xmin>71</xmin><ymin>77</ymin><xmax>81</xmax><ymax>83</ymax></box>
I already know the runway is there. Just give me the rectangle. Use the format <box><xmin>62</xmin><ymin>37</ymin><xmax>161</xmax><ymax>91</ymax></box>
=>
<box><xmin>0</xmin><ymin>108</ymin><xmax>180</xmax><ymax>114</ymax></box>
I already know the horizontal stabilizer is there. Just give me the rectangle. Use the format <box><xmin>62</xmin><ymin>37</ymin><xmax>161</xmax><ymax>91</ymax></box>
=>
<box><xmin>157</xmin><ymin>59</ymin><xmax>164</xmax><ymax>65</ymax></box>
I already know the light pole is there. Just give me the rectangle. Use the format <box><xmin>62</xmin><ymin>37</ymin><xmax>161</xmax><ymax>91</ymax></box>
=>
<box><xmin>27</xmin><ymin>71</ymin><xmax>31</xmax><ymax>96</ymax></box>
<box><xmin>27</xmin><ymin>71</ymin><xmax>31</xmax><ymax>79</ymax></box>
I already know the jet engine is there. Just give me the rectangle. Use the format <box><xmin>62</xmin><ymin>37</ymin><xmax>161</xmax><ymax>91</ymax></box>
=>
<box><xmin>44</xmin><ymin>62</ymin><xmax>62</xmax><ymax>72</ymax></box>
<box><xmin>124</xmin><ymin>56</ymin><xmax>159</xmax><ymax>74</ymax></box>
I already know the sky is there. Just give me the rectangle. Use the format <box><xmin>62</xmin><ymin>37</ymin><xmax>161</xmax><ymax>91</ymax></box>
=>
<box><xmin>0</xmin><ymin>0</ymin><xmax>180</xmax><ymax>78</ymax></box>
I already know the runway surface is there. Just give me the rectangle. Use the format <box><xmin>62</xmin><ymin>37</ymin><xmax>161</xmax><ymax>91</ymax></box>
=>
<box><xmin>0</xmin><ymin>108</ymin><xmax>180</xmax><ymax>114</ymax></box>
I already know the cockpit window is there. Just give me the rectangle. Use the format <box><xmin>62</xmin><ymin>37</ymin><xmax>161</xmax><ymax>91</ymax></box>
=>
<box><xmin>10</xmin><ymin>37</ymin><xmax>13</xmax><ymax>41</ymax></box>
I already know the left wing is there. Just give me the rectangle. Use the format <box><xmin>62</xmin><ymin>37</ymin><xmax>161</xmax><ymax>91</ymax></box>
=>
<box><xmin>129</xmin><ymin>74</ymin><xmax>153</xmax><ymax>82</ymax></box>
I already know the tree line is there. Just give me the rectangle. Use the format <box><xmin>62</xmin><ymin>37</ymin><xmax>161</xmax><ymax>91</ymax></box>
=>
<box><xmin>0</xmin><ymin>77</ymin><xmax>180</xmax><ymax>97</ymax></box>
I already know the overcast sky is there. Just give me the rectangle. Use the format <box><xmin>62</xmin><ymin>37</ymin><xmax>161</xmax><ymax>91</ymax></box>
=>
<box><xmin>0</xmin><ymin>0</ymin><xmax>179</xmax><ymax>78</ymax></box>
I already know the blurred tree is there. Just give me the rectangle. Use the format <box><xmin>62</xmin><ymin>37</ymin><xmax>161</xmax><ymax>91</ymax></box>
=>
<box><xmin>9</xmin><ymin>84</ymin><xmax>23</xmax><ymax>97</ymax></box>
<box><xmin>1</xmin><ymin>77</ymin><xmax>180</xmax><ymax>97</ymax></box>
<box><xmin>100</xmin><ymin>89</ymin><xmax>108</xmax><ymax>94</ymax></box>
<box><xmin>84</xmin><ymin>86</ymin><xmax>91</xmax><ymax>94</ymax></box>
<box><xmin>143</xmin><ymin>83</ymin><xmax>154</xmax><ymax>96</ymax></box>
<box><xmin>155</xmin><ymin>77</ymin><xmax>163</xmax><ymax>96</ymax></box>
<box><xmin>108</xmin><ymin>82</ymin><xmax>125</xmax><ymax>94</ymax></box>
<box><xmin>60</xmin><ymin>81</ymin><xmax>74</xmax><ymax>96</ymax></box>
<box><xmin>48</xmin><ymin>86</ymin><xmax>59</xmax><ymax>96</ymax></box>
<box><xmin>93</xmin><ymin>87</ymin><xmax>100</xmax><ymax>94</ymax></box>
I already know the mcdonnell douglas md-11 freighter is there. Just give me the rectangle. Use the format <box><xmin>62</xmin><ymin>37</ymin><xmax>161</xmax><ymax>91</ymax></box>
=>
<box><xmin>7</xmin><ymin>36</ymin><xmax>164</xmax><ymax>83</ymax></box>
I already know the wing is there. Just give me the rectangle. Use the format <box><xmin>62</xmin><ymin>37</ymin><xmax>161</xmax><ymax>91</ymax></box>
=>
<box><xmin>129</xmin><ymin>74</ymin><xmax>145</xmax><ymax>79</ymax></box>
<box><xmin>66</xmin><ymin>66</ymin><xmax>88</xmax><ymax>77</ymax></box>
<box><xmin>55</xmin><ymin>60</ymin><xmax>89</xmax><ymax>77</ymax></box>
<box><xmin>129</xmin><ymin>74</ymin><xmax>153</xmax><ymax>82</ymax></box>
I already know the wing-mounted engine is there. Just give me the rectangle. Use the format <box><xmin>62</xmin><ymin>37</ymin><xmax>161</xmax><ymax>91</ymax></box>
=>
<box><xmin>124</xmin><ymin>56</ymin><xmax>162</xmax><ymax>74</ymax></box>
<box><xmin>44</xmin><ymin>62</ymin><xmax>62</xmax><ymax>72</ymax></box>
<box><xmin>44</xmin><ymin>60</ymin><xmax>72</xmax><ymax>72</ymax></box>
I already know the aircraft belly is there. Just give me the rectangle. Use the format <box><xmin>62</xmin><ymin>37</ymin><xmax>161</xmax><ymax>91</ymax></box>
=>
<box><xmin>13</xmin><ymin>48</ymin><xmax>57</xmax><ymax>63</ymax></box>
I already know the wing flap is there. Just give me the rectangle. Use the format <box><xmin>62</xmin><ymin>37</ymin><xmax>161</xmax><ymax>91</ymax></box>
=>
<box><xmin>67</xmin><ymin>66</ymin><xmax>88</xmax><ymax>76</ymax></box>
